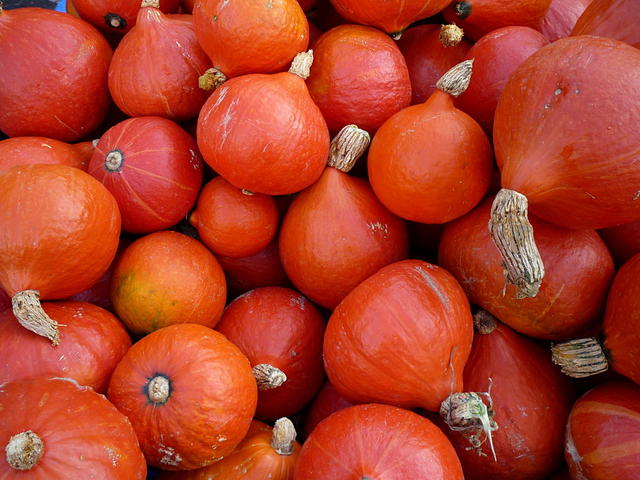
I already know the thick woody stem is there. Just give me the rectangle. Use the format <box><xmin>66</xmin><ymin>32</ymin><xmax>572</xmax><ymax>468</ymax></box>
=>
<box><xmin>141</xmin><ymin>0</ymin><xmax>159</xmax><ymax>7</ymax></box>
<box><xmin>271</xmin><ymin>418</ymin><xmax>297</xmax><ymax>456</ymax></box>
<box><xmin>252</xmin><ymin>364</ymin><xmax>287</xmax><ymax>390</ymax></box>
<box><xmin>473</xmin><ymin>310</ymin><xmax>498</xmax><ymax>335</ymax></box>
<box><xmin>551</xmin><ymin>338</ymin><xmax>609</xmax><ymax>378</ymax></box>
<box><xmin>5</xmin><ymin>431</ymin><xmax>44</xmax><ymax>471</ymax></box>
<box><xmin>488</xmin><ymin>189</ymin><xmax>545</xmax><ymax>299</ymax></box>
<box><xmin>12</xmin><ymin>290</ymin><xmax>60</xmax><ymax>346</ymax></box>
<box><xmin>436</xmin><ymin>60</ymin><xmax>473</xmax><ymax>97</ymax></box>
<box><xmin>288</xmin><ymin>50</ymin><xmax>314</xmax><ymax>79</ymax></box>
<box><xmin>199</xmin><ymin>68</ymin><xmax>227</xmax><ymax>91</ymax></box>
<box><xmin>328</xmin><ymin>125</ymin><xmax>370</xmax><ymax>173</ymax></box>
<box><xmin>146</xmin><ymin>375</ymin><xmax>171</xmax><ymax>405</ymax></box>
<box><xmin>439</xmin><ymin>24</ymin><xmax>464</xmax><ymax>47</ymax></box>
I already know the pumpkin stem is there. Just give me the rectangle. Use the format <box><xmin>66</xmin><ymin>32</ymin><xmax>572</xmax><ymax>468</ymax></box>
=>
<box><xmin>12</xmin><ymin>290</ymin><xmax>60</xmax><ymax>346</ymax></box>
<box><xmin>454</xmin><ymin>1</ymin><xmax>472</xmax><ymax>19</ymax></box>
<box><xmin>473</xmin><ymin>310</ymin><xmax>497</xmax><ymax>335</ymax></box>
<box><xmin>288</xmin><ymin>50</ymin><xmax>314</xmax><ymax>79</ymax></box>
<box><xmin>5</xmin><ymin>431</ymin><xmax>44</xmax><ymax>471</ymax></box>
<box><xmin>328</xmin><ymin>125</ymin><xmax>370</xmax><ymax>173</ymax></box>
<box><xmin>271</xmin><ymin>417</ymin><xmax>297</xmax><ymax>456</ymax></box>
<box><xmin>551</xmin><ymin>338</ymin><xmax>609</xmax><ymax>378</ymax></box>
<box><xmin>390</xmin><ymin>31</ymin><xmax>403</xmax><ymax>40</ymax></box>
<box><xmin>439</xmin><ymin>24</ymin><xmax>464</xmax><ymax>47</ymax></box>
<box><xmin>488</xmin><ymin>189</ymin><xmax>544</xmax><ymax>299</ymax></box>
<box><xmin>436</xmin><ymin>59</ymin><xmax>473</xmax><ymax>97</ymax></box>
<box><xmin>104</xmin><ymin>12</ymin><xmax>127</xmax><ymax>29</ymax></box>
<box><xmin>241</xmin><ymin>189</ymin><xmax>255</xmax><ymax>196</ymax></box>
<box><xmin>199</xmin><ymin>68</ymin><xmax>227</xmax><ymax>91</ymax></box>
<box><xmin>252</xmin><ymin>364</ymin><xmax>287</xmax><ymax>390</ymax></box>
<box><xmin>146</xmin><ymin>374</ymin><xmax>171</xmax><ymax>405</ymax></box>
<box><xmin>141</xmin><ymin>0</ymin><xmax>159</xmax><ymax>6</ymax></box>
<box><xmin>104</xmin><ymin>150</ymin><xmax>124</xmax><ymax>173</ymax></box>
<box><xmin>440</xmin><ymin>379</ymin><xmax>499</xmax><ymax>462</ymax></box>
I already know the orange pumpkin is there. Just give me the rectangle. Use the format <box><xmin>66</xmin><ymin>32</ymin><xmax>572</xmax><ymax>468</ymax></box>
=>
<box><xmin>0</xmin><ymin>136</ymin><xmax>90</xmax><ymax>173</ymax></box>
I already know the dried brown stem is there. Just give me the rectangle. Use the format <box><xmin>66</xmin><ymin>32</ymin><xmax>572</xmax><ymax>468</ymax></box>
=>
<box><xmin>199</xmin><ymin>68</ymin><xmax>227</xmax><ymax>91</ymax></box>
<box><xmin>473</xmin><ymin>310</ymin><xmax>498</xmax><ymax>335</ymax></box>
<box><xmin>439</xmin><ymin>24</ymin><xmax>464</xmax><ymax>47</ymax></box>
<box><xmin>328</xmin><ymin>125</ymin><xmax>370</xmax><ymax>173</ymax></box>
<box><xmin>289</xmin><ymin>51</ymin><xmax>314</xmax><ymax>79</ymax></box>
<box><xmin>141</xmin><ymin>0</ymin><xmax>159</xmax><ymax>7</ymax></box>
<box><xmin>551</xmin><ymin>338</ymin><xmax>609</xmax><ymax>378</ymax></box>
<box><xmin>12</xmin><ymin>290</ymin><xmax>60</xmax><ymax>346</ymax></box>
<box><xmin>252</xmin><ymin>364</ymin><xmax>287</xmax><ymax>390</ymax></box>
<box><xmin>271</xmin><ymin>418</ymin><xmax>297</xmax><ymax>456</ymax></box>
<box><xmin>436</xmin><ymin>60</ymin><xmax>473</xmax><ymax>97</ymax></box>
<box><xmin>5</xmin><ymin>431</ymin><xmax>43</xmax><ymax>471</ymax></box>
<box><xmin>146</xmin><ymin>375</ymin><xmax>171</xmax><ymax>405</ymax></box>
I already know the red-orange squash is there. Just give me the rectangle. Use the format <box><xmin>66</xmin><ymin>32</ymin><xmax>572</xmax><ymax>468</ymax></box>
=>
<box><xmin>216</xmin><ymin>287</ymin><xmax>326</xmax><ymax>420</ymax></box>
<box><xmin>572</xmin><ymin>0</ymin><xmax>640</xmax><ymax>48</ymax></box>
<box><xmin>88</xmin><ymin>116</ymin><xmax>202</xmax><ymax>234</ymax></box>
<box><xmin>599</xmin><ymin>221</ymin><xmax>640</xmax><ymax>265</ymax></box>
<box><xmin>565</xmin><ymin>381</ymin><xmax>640</xmax><ymax>480</ymax></box>
<box><xmin>294</xmin><ymin>404</ymin><xmax>464</xmax><ymax>479</ymax></box>
<box><xmin>0</xmin><ymin>301</ymin><xmax>131</xmax><ymax>393</ymax></box>
<box><xmin>324</xmin><ymin>259</ymin><xmax>473</xmax><ymax>412</ymax></box>
<box><xmin>74</xmin><ymin>0</ymin><xmax>180</xmax><ymax>35</ymax></box>
<box><xmin>0</xmin><ymin>8</ymin><xmax>112</xmax><ymax>141</ymax></box>
<box><xmin>302</xmin><ymin>381</ymin><xmax>354</xmax><ymax>439</ymax></box>
<box><xmin>0</xmin><ymin>377</ymin><xmax>146</xmax><ymax>478</ymax></box>
<box><xmin>107</xmin><ymin>323</ymin><xmax>258</xmax><ymax>470</ymax></box>
<box><xmin>538</xmin><ymin>0</ymin><xmax>591</xmax><ymax>42</ymax></box>
<box><xmin>110</xmin><ymin>231</ymin><xmax>226</xmax><ymax>334</ymax></box>
<box><xmin>0</xmin><ymin>136</ymin><xmax>90</xmax><ymax>173</ymax></box>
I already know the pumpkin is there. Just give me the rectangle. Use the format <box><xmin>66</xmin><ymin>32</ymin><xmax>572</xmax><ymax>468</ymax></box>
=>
<box><xmin>438</xmin><ymin>197</ymin><xmax>614</xmax><ymax>340</ymax></box>
<box><xmin>216</xmin><ymin>287</ymin><xmax>326</xmax><ymax>420</ymax></box>
<box><xmin>0</xmin><ymin>136</ymin><xmax>90</xmax><ymax>173</ymax></box>
<box><xmin>397</xmin><ymin>23</ymin><xmax>471</xmax><ymax>105</ymax></box>
<box><xmin>294</xmin><ymin>404</ymin><xmax>464</xmax><ymax>479</ymax></box>
<box><xmin>455</xmin><ymin>26</ymin><xmax>549</xmax><ymax>133</ymax></box>
<box><xmin>598</xmin><ymin>221</ymin><xmax>640</xmax><ymax>265</ymax></box>
<box><xmin>0</xmin><ymin>164</ymin><xmax>121</xmax><ymax>346</ymax></box>
<box><xmin>0</xmin><ymin>7</ymin><xmax>112</xmax><ymax>141</ymax></box>
<box><xmin>368</xmin><ymin>61</ymin><xmax>494</xmax><ymax>224</ymax></box>
<box><xmin>108</xmin><ymin>1</ymin><xmax>212</xmax><ymax>120</ymax></box>
<box><xmin>158</xmin><ymin>418</ymin><xmax>300</xmax><ymax>479</ymax></box>
<box><xmin>0</xmin><ymin>289</ymin><xmax>9</xmax><ymax>313</ymax></box>
<box><xmin>0</xmin><ymin>377</ymin><xmax>146</xmax><ymax>478</ymax></box>
<box><xmin>107</xmin><ymin>323</ymin><xmax>258</xmax><ymax>470</ymax></box>
<box><xmin>74</xmin><ymin>0</ymin><xmax>180</xmax><ymax>35</ymax></box>
<box><xmin>297</xmin><ymin>0</ymin><xmax>317</xmax><ymax>10</ymax></box>
<box><xmin>538</xmin><ymin>0</ymin><xmax>591</xmax><ymax>42</ymax></box>
<box><xmin>439</xmin><ymin>311</ymin><xmax>575</xmax><ymax>479</ymax></box>
<box><xmin>572</xmin><ymin>0</ymin><xmax>640</xmax><ymax>48</ymax></box>
<box><xmin>193</xmin><ymin>0</ymin><xmax>308</xmax><ymax>80</ymax></box>
<box><xmin>88</xmin><ymin>116</ymin><xmax>202</xmax><ymax>234</ymax></box>
<box><xmin>189</xmin><ymin>176</ymin><xmax>279</xmax><ymax>258</ymax></box>
<box><xmin>0</xmin><ymin>301</ymin><xmax>131</xmax><ymax>393</ymax></box>
<box><xmin>324</xmin><ymin>259</ymin><xmax>473</xmax><ymax>412</ymax></box>
<box><xmin>196</xmin><ymin>52</ymin><xmax>330</xmax><ymax>195</ymax></box>
<box><xmin>565</xmin><ymin>381</ymin><xmax>640</xmax><ymax>480</ymax></box>
<box><xmin>302</xmin><ymin>381</ymin><xmax>354</xmax><ymax>439</ymax></box>
<box><xmin>305</xmin><ymin>24</ymin><xmax>411</xmax><ymax>134</ymax></box>
<box><xmin>110</xmin><ymin>231</ymin><xmax>226</xmax><ymax>334</ymax></box>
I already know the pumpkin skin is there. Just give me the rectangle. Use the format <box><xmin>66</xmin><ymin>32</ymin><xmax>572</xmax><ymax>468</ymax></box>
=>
<box><xmin>324</xmin><ymin>259</ymin><xmax>473</xmax><ymax>412</ymax></box>
<box><xmin>0</xmin><ymin>301</ymin><xmax>131</xmax><ymax>393</ymax></box>
<box><xmin>438</xmin><ymin>198</ymin><xmax>614</xmax><ymax>340</ymax></box>
<box><xmin>107</xmin><ymin>323</ymin><xmax>258</xmax><ymax>470</ymax></box>
<box><xmin>397</xmin><ymin>24</ymin><xmax>471</xmax><ymax>105</ymax></box>
<box><xmin>0</xmin><ymin>289</ymin><xmax>9</xmax><ymax>313</ymax></box>
<box><xmin>294</xmin><ymin>404</ymin><xmax>464</xmax><ymax>479</ymax></box>
<box><xmin>0</xmin><ymin>136</ymin><xmax>90</xmax><ymax>173</ymax></box>
<box><xmin>74</xmin><ymin>0</ymin><xmax>180</xmax><ymax>35</ymax></box>
<box><xmin>455</xmin><ymin>26</ymin><xmax>549</xmax><ymax>133</ymax></box>
<box><xmin>189</xmin><ymin>176</ymin><xmax>279</xmax><ymax>258</ymax></box>
<box><xmin>216</xmin><ymin>287</ymin><xmax>326</xmax><ymax>420</ymax></box>
<box><xmin>108</xmin><ymin>8</ymin><xmax>212</xmax><ymax>120</ymax></box>
<box><xmin>598</xmin><ymin>221</ymin><xmax>640</xmax><ymax>265</ymax></box>
<box><xmin>494</xmin><ymin>36</ymin><xmax>640</xmax><ymax>229</ymax></box>
<box><xmin>0</xmin><ymin>164</ymin><xmax>121</xmax><ymax>300</ymax></box>
<box><xmin>197</xmin><ymin>71</ymin><xmax>329</xmax><ymax>195</ymax></box>
<box><xmin>0</xmin><ymin>8</ymin><xmax>112</xmax><ymax>141</ymax></box>
<box><xmin>572</xmin><ymin>0</ymin><xmax>640</xmax><ymax>48</ymax></box>
<box><xmin>538</xmin><ymin>0</ymin><xmax>591</xmax><ymax>42</ymax></box>
<box><xmin>302</xmin><ymin>381</ymin><xmax>354</xmax><ymax>439</ymax></box>
<box><xmin>306</xmin><ymin>25</ymin><xmax>411</xmax><ymax>134</ymax></box>
<box><xmin>565</xmin><ymin>381</ymin><xmax>640</xmax><ymax>480</ymax></box>
<box><xmin>110</xmin><ymin>231</ymin><xmax>227</xmax><ymax>334</ymax></box>
<box><xmin>193</xmin><ymin>0</ymin><xmax>308</xmax><ymax>78</ymax></box>
<box><xmin>0</xmin><ymin>377</ymin><xmax>146</xmax><ymax>479</ymax></box>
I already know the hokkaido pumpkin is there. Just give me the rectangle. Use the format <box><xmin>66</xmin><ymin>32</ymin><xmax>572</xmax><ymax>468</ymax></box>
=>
<box><xmin>294</xmin><ymin>404</ymin><xmax>464</xmax><ymax>479</ymax></box>
<box><xmin>216</xmin><ymin>287</ymin><xmax>326</xmax><ymax>420</ymax></box>
<box><xmin>0</xmin><ymin>301</ymin><xmax>131</xmax><ymax>393</ymax></box>
<box><xmin>538</xmin><ymin>0</ymin><xmax>591</xmax><ymax>42</ymax></box>
<box><xmin>0</xmin><ymin>377</ymin><xmax>146</xmax><ymax>478</ymax></box>
<box><xmin>73</xmin><ymin>0</ymin><xmax>179</xmax><ymax>35</ymax></box>
<box><xmin>599</xmin><ymin>221</ymin><xmax>640</xmax><ymax>265</ymax></box>
<box><xmin>324</xmin><ymin>259</ymin><xmax>473</xmax><ymax>412</ymax></box>
<box><xmin>0</xmin><ymin>164</ymin><xmax>121</xmax><ymax>346</ymax></box>
<box><xmin>107</xmin><ymin>323</ymin><xmax>258</xmax><ymax>470</ymax></box>
<box><xmin>572</xmin><ymin>0</ymin><xmax>640</xmax><ymax>48</ymax></box>
<box><xmin>110</xmin><ymin>231</ymin><xmax>226</xmax><ymax>334</ymax></box>
<box><xmin>0</xmin><ymin>7</ymin><xmax>112</xmax><ymax>141</ymax></box>
<box><xmin>302</xmin><ymin>381</ymin><xmax>354</xmax><ymax>439</ymax></box>
<box><xmin>88</xmin><ymin>116</ymin><xmax>203</xmax><ymax>234</ymax></box>
<box><xmin>0</xmin><ymin>137</ymin><xmax>90</xmax><ymax>173</ymax></box>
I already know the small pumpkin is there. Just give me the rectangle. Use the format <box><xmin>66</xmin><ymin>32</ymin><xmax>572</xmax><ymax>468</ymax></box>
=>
<box><xmin>598</xmin><ymin>221</ymin><xmax>640</xmax><ymax>266</ymax></box>
<box><xmin>73</xmin><ymin>0</ymin><xmax>180</xmax><ymax>35</ymax></box>
<box><xmin>0</xmin><ymin>136</ymin><xmax>90</xmax><ymax>173</ymax></box>
<box><xmin>538</xmin><ymin>0</ymin><xmax>591</xmax><ymax>42</ymax></box>
<box><xmin>302</xmin><ymin>381</ymin><xmax>354</xmax><ymax>439</ymax></box>
<box><xmin>572</xmin><ymin>0</ymin><xmax>640</xmax><ymax>48</ymax></box>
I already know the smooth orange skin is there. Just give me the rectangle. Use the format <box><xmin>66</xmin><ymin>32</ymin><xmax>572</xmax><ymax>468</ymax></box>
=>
<box><xmin>494</xmin><ymin>36</ymin><xmax>640</xmax><ymax>229</ymax></box>
<box><xmin>110</xmin><ymin>231</ymin><xmax>226</xmax><ymax>334</ymax></box>
<box><xmin>294</xmin><ymin>404</ymin><xmax>464</xmax><ymax>479</ymax></box>
<box><xmin>0</xmin><ymin>164</ymin><xmax>121</xmax><ymax>299</ymax></box>
<box><xmin>0</xmin><ymin>9</ymin><xmax>112</xmax><ymax>141</ymax></box>
<box><xmin>368</xmin><ymin>91</ymin><xmax>494</xmax><ymax>224</ymax></box>
<box><xmin>443</xmin><ymin>0</ymin><xmax>552</xmax><ymax>41</ymax></box>
<box><xmin>74</xmin><ymin>0</ymin><xmax>180</xmax><ymax>35</ymax></box>
<box><xmin>438</xmin><ymin>198</ymin><xmax>614</xmax><ymax>340</ymax></box>
<box><xmin>279</xmin><ymin>168</ymin><xmax>409</xmax><ymax>309</ymax></box>
<box><xmin>328</xmin><ymin>0</ymin><xmax>451</xmax><ymax>34</ymax></box>
<box><xmin>565</xmin><ymin>381</ymin><xmax>640</xmax><ymax>480</ymax></box>
<box><xmin>572</xmin><ymin>0</ymin><xmax>640</xmax><ymax>48</ymax></box>
<box><xmin>302</xmin><ymin>381</ymin><xmax>354</xmax><ymax>439</ymax></box>
<box><xmin>0</xmin><ymin>136</ymin><xmax>89</xmax><ymax>173</ymax></box>
<box><xmin>324</xmin><ymin>259</ymin><xmax>473</xmax><ymax>412</ymax></box>
<box><xmin>0</xmin><ymin>301</ymin><xmax>131</xmax><ymax>393</ymax></box>
<box><xmin>306</xmin><ymin>24</ymin><xmax>411</xmax><ymax>134</ymax></box>
<box><xmin>190</xmin><ymin>176</ymin><xmax>279</xmax><ymax>258</ymax></box>
<box><xmin>109</xmin><ymin>10</ymin><xmax>212</xmax><ymax>120</ymax></box>
<box><xmin>193</xmin><ymin>0</ymin><xmax>308</xmax><ymax>78</ymax></box>
<box><xmin>0</xmin><ymin>377</ymin><xmax>147</xmax><ymax>479</ymax></box>
<box><xmin>217</xmin><ymin>287</ymin><xmax>326</xmax><ymax>421</ymax></box>
<box><xmin>89</xmin><ymin>117</ymin><xmax>203</xmax><ymax>234</ymax></box>
<box><xmin>397</xmin><ymin>23</ymin><xmax>471</xmax><ymax>105</ymax></box>
<box><xmin>440</xmin><ymin>321</ymin><xmax>575</xmax><ymax>480</ymax></box>
<box><xmin>599</xmin><ymin>221</ymin><xmax>640</xmax><ymax>265</ymax></box>
<box><xmin>538</xmin><ymin>0</ymin><xmax>591</xmax><ymax>42</ymax></box>
<box><xmin>197</xmin><ymin>73</ymin><xmax>329</xmax><ymax>195</ymax></box>
<box><xmin>107</xmin><ymin>324</ymin><xmax>258</xmax><ymax>470</ymax></box>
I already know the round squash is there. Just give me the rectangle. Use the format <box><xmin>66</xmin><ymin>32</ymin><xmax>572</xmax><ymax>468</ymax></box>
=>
<box><xmin>572</xmin><ymin>0</ymin><xmax>640</xmax><ymax>48</ymax></box>
<box><xmin>73</xmin><ymin>0</ymin><xmax>180</xmax><ymax>35</ymax></box>
<box><xmin>302</xmin><ymin>381</ymin><xmax>354</xmax><ymax>439</ymax></box>
<box><xmin>0</xmin><ymin>136</ymin><xmax>90</xmax><ymax>173</ymax></box>
<box><xmin>538</xmin><ymin>0</ymin><xmax>591</xmax><ymax>42</ymax></box>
